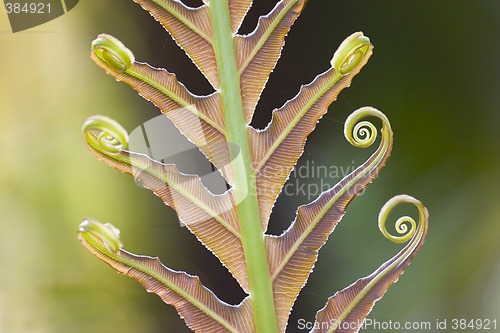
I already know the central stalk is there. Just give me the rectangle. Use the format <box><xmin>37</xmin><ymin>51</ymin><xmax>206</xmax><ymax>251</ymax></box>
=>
<box><xmin>209</xmin><ymin>1</ymin><xmax>279</xmax><ymax>332</ymax></box>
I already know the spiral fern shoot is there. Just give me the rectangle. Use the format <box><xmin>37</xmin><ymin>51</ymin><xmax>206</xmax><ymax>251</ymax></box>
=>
<box><xmin>78</xmin><ymin>1</ymin><xmax>429</xmax><ymax>332</ymax></box>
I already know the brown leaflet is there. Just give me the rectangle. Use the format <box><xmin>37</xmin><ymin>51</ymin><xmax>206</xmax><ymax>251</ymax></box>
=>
<box><xmin>235</xmin><ymin>0</ymin><xmax>306</xmax><ymax>123</ymax></box>
<box><xmin>83</xmin><ymin>121</ymin><xmax>251</xmax><ymax>292</ymax></box>
<box><xmin>91</xmin><ymin>53</ymin><xmax>234</xmax><ymax>184</ymax></box>
<box><xmin>78</xmin><ymin>223</ymin><xmax>255</xmax><ymax>333</ymax></box>
<box><xmin>265</xmin><ymin>108</ymin><xmax>391</xmax><ymax>332</ymax></box>
<box><xmin>250</xmin><ymin>43</ymin><xmax>373</xmax><ymax>227</ymax></box>
<box><xmin>229</xmin><ymin>0</ymin><xmax>253</xmax><ymax>33</ymax></box>
<box><xmin>132</xmin><ymin>0</ymin><xmax>218</xmax><ymax>87</ymax></box>
<box><xmin>311</xmin><ymin>197</ymin><xmax>428</xmax><ymax>333</ymax></box>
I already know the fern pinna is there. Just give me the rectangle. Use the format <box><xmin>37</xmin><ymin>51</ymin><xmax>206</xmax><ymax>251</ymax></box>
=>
<box><xmin>78</xmin><ymin>1</ymin><xmax>429</xmax><ymax>332</ymax></box>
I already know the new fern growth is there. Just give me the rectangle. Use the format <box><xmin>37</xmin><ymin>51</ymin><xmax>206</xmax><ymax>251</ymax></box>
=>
<box><xmin>78</xmin><ymin>1</ymin><xmax>429</xmax><ymax>332</ymax></box>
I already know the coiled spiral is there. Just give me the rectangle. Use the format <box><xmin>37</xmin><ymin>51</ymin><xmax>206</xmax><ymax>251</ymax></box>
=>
<box><xmin>79</xmin><ymin>219</ymin><xmax>123</xmax><ymax>254</ymax></box>
<box><xmin>378</xmin><ymin>195</ymin><xmax>428</xmax><ymax>243</ymax></box>
<box><xmin>91</xmin><ymin>34</ymin><xmax>134</xmax><ymax>72</ymax></box>
<box><xmin>344</xmin><ymin>107</ymin><xmax>390</xmax><ymax>149</ymax></box>
<box><xmin>83</xmin><ymin>115</ymin><xmax>129</xmax><ymax>155</ymax></box>
<box><xmin>331</xmin><ymin>32</ymin><xmax>372</xmax><ymax>75</ymax></box>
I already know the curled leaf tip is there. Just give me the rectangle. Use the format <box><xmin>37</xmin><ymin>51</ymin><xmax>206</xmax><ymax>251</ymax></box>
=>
<box><xmin>344</xmin><ymin>106</ymin><xmax>390</xmax><ymax>149</ymax></box>
<box><xmin>379</xmin><ymin>194</ymin><xmax>429</xmax><ymax>243</ymax></box>
<box><xmin>83</xmin><ymin>115</ymin><xmax>129</xmax><ymax>155</ymax></box>
<box><xmin>91</xmin><ymin>34</ymin><xmax>134</xmax><ymax>72</ymax></box>
<box><xmin>79</xmin><ymin>219</ymin><xmax>123</xmax><ymax>253</ymax></box>
<box><xmin>332</xmin><ymin>32</ymin><xmax>372</xmax><ymax>75</ymax></box>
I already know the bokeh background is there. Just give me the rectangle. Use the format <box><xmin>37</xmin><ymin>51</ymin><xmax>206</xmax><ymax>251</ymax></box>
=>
<box><xmin>1</xmin><ymin>0</ymin><xmax>499</xmax><ymax>332</ymax></box>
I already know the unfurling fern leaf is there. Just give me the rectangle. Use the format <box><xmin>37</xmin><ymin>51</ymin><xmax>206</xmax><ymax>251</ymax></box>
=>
<box><xmin>78</xmin><ymin>1</ymin><xmax>428</xmax><ymax>332</ymax></box>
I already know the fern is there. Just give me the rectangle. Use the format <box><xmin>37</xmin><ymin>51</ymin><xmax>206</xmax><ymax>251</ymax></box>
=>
<box><xmin>77</xmin><ymin>1</ymin><xmax>429</xmax><ymax>332</ymax></box>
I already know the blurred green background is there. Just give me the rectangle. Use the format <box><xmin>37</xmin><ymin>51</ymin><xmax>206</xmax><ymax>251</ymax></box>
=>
<box><xmin>1</xmin><ymin>1</ymin><xmax>499</xmax><ymax>332</ymax></box>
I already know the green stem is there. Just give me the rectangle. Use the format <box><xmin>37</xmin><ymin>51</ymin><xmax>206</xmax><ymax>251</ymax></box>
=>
<box><xmin>209</xmin><ymin>1</ymin><xmax>279</xmax><ymax>332</ymax></box>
